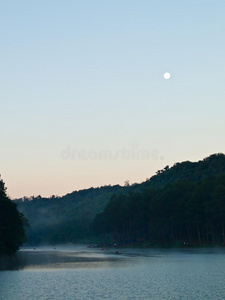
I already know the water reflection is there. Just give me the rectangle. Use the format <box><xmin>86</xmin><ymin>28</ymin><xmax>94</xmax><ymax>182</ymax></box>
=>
<box><xmin>0</xmin><ymin>253</ymin><xmax>25</xmax><ymax>271</ymax></box>
<box><xmin>1</xmin><ymin>246</ymin><xmax>225</xmax><ymax>271</ymax></box>
<box><xmin>0</xmin><ymin>247</ymin><xmax>128</xmax><ymax>271</ymax></box>
<box><xmin>2</xmin><ymin>247</ymin><xmax>225</xmax><ymax>299</ymax></box>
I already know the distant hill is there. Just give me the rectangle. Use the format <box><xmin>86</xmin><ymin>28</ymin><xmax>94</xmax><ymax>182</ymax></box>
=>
<box><xmin>15</xmin><ymin>153</ymin><xmax>225</xmax><ymax>245</ymax></box>
<box><xmin>15</xmin><ymin>185</ymin><xmax>127</xmax><ymax>245</ymax></box>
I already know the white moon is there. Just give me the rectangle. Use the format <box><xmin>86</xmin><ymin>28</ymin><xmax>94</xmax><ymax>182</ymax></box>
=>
<box><xmin>163</xmin><ymin>72</ymin><xmax>171</xmax><ymax>79</ymax></box>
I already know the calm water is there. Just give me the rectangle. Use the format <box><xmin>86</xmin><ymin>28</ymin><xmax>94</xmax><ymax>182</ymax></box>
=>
<box><xmin>1</xmin><ymin>246</ymin><xmax>225</xmax><ymax>300</ymax></box>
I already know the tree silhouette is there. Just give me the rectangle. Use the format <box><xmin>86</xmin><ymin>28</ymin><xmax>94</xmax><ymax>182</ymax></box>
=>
<box><xmin>0</xmin><ymin>178</ymin><xmax>27</xmax><ymax>255</ymax></box>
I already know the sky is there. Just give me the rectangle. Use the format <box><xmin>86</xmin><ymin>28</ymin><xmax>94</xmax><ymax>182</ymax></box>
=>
<box><xmin>1</xmin><ymin>0</ymin><xmax>225</xmax><ymax>198</ymax></box>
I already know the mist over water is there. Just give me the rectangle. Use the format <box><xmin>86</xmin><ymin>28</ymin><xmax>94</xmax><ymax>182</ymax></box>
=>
<box><xmin>1</xmin><ymin>246</ymin><xmax>225</xmax><ymax>299</ymax></box>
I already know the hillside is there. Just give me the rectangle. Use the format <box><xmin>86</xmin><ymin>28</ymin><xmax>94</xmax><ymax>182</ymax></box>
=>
<box><xmin>136</xmin><ymin>153</ymin><xmax>225</xmax><ymax>191</ymax></box>
<box><xmin>15</xmin><ymin>153</ymin><xmax>225</xmax><ymax>245</ymax></box>
<box><xmin>15</xmin><ymin>185</ymin><xmax>127</xmax><ymax>244</ymax></box>
<box><xmin>92</xmin><ymin>174</ymin><xmax>225</xmax><ymax>247</ymax></box>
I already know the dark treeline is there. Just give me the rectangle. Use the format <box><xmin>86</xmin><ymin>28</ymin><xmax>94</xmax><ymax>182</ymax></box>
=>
<box><xmin>14</xmin><ymin>153</ymin><xmax>225</xmax><ymax>246</ymax></box>
<box><xmin>91</xmin><ymin>175</ymin><xmax>225</xmax><ymax>247</ymax></box>
<box><xmin>0</xmin><ymin>178</ymin><xmax>27</xmax><ymax>255</ymax></box>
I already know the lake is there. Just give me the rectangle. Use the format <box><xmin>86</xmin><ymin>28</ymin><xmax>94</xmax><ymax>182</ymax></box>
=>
<box><xmin>1</xmin><ymin>246</ymin><xmax>225</xmax><ymax>300</ymax></box>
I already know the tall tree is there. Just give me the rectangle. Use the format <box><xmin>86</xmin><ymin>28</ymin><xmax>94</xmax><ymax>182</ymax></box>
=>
<box><xmin>0</xmin><ymin>178</ymin><xmax>27</xmax><ymax>255</ymax></box>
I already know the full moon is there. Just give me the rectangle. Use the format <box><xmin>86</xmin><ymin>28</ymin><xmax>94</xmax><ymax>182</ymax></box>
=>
<box><xmin>163</xmin><ymin>72</ymin><xmax>171</xmax><ymax>79</ymax></box>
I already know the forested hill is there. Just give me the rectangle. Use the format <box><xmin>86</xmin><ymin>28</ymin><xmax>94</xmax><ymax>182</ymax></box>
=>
<box><xmin>15</xmin><ymin>185</ymin><xmax>127</xmax><ymax>245</ymax></box>
<box><xmin>135</xmin><ymin>153</ymin><xmax>225</xmax><ymax>191</ymax></box>
<box><xmin>92</xmin><ymin>174</ymin><xmax>225</xmax><ymax>247</ymax></box>
<box><xmin>14</xmin><ymin>153</ymin><xmax>225</xmax><ymax>245</ymax></box>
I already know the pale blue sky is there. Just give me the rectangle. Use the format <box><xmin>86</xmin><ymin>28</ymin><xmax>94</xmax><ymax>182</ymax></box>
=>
<box><xmin>1</xmin><ymin>0</ymin><xmax>225</xmax><ymax>198</ymax></box>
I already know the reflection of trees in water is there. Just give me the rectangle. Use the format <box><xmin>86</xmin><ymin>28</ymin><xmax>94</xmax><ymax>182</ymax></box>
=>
<box><xmin>0</xmin><ymin>251</ymin><xmax>56</xmax><ymax>270</ymax></box>
<box><xmin>0</xmin><ymin>250</ymin><xmax>123</xmax><ymax>271</ymax></box>
<box><xmin>0</xmin><ymin>253</ymin><xmax>27</xmax><ymax>271</ymax></box>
